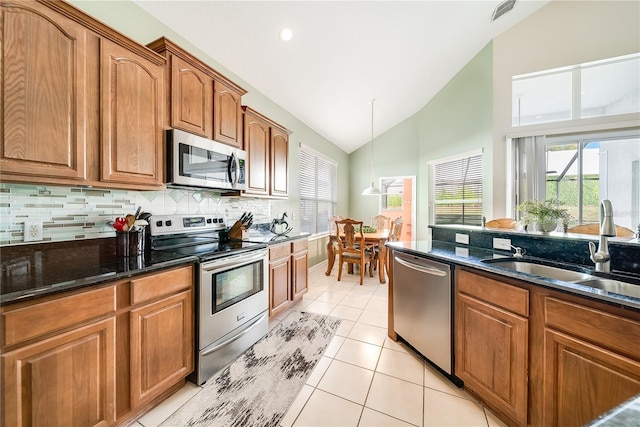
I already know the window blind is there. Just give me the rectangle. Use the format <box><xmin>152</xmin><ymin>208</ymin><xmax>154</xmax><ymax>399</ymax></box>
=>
<box><xmin>434</xmin><ymin>154</ymin><xmax>483</xmax><ymax>225</ymax></box>
<box><xmin>299</xmin><ymin>146</ymin><xmax>337</xmax><ymax>234</ymax></box>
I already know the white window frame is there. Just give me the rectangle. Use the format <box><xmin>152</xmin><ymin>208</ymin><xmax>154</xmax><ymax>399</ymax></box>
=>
<box><xmin>428</xmin><ymin>149</ymin><xmax>484</xmax><ymax>226</ymax></box>
<box><xmin>299</xmin><ymin>144</ymin><xmax>338</xmax><ymax>237</ymax></box>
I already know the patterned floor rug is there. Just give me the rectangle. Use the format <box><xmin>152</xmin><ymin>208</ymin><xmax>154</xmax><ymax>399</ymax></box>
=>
<box><xmin>160</xmin><ymin>310</ymin><xmax>341</xmax><ymax>427</ymax></box>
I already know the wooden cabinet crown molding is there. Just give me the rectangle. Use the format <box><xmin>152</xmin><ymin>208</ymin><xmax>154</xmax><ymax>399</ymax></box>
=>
<box><xmin>36</xmin><ymin>0</ymin><xmax>165</xmax><ymax>65</ymax></box>
<box><xmin>241</xmin><ymin>106</ymin><xmax>292</xmax><ymax>135</ymax></box>
<box><xmin>147</xmin><ymin>36</ymin><xmax>247</xmax><ymax>95</ymax></box>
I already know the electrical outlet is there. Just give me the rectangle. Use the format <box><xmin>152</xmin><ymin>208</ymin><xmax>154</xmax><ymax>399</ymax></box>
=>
<box><xmin>493</xmin><ymin>237</ymin><xmax>512</xmax><ymax>250</ymax></box>
<box><xmin>455</xmin><ymin>233</ymin><xmax>469</xmax><ymax>244</ymax></box>
<box><xmin>24</xmin><ymin>221</ymin><xmax>43</xmax><ymax>242</ymax></box>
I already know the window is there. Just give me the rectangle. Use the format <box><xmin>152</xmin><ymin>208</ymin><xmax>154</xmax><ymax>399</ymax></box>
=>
<box><xmin>381</xmin><ymin>178</ymin><xmax>404</xmax><ymax>211</ymax></box>
<box><xmin>431</xmin><ymin>152</ymin><xmax>483</xmax><ymax>225</ymax></box>
<box><xmin>513</xmin><ymin>130</ymin><xmax>640</xmax><ymax>228</ymax></box>
<box><xmin>512</xmin><ymin>54</ymin><xmax>640</xmax><ymax>126</ymax></box>
<box><xmin>299</xmin><ymin>145</ymin><xmax>338</xmax><ymax>235</ymax></box>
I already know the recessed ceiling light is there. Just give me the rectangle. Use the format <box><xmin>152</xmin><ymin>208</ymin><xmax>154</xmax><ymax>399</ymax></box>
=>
<box><xmin>279</xmin><ymin>27</ymin><xmax>293</xmax><ymax>41</ymax></box>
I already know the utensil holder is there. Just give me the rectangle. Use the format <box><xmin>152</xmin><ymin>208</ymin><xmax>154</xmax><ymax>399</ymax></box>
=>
<box><xmin>116</xmin><ymin>228</ymin><xmax>145</xmax><ymax>257</ymax></box>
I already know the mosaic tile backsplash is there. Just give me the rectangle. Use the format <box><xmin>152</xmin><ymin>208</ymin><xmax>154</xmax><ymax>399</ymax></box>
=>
<box><xmin>0</xmin><ymin>184</ymin><xmax>272</xmax><ymax>246</ymax></box>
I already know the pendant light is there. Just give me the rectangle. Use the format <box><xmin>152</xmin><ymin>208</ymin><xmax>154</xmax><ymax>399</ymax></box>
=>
<box><xmin>362</xmin><ymin>99</ymin><xmax>382</xmax><ymax>195</ymax></box>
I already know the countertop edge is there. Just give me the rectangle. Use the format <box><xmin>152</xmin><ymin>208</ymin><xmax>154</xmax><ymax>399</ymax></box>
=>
<box><xmin>1</xmin><ymin>255</ymin><xmax>198</xmax><ymax>306</ymax></box>
<box><xmin>386</xmin><ymin>241</ymin><xmax>640</xmax><ymax>311</ymax></box>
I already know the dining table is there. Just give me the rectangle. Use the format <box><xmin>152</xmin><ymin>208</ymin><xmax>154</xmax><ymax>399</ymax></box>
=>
<box><xmin>325</xmin><ymin>230</ymin><xmax>389</xmax><ymax>284</ymax></box>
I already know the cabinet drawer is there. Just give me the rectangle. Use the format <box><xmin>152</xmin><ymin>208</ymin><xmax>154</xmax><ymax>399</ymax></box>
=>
<box><xmin>292</xmin><ymin>239</ymin><xmax>308</xmax><ymax>253</ymax></box>
<box><xmin>458</xmin><ymin>270</ymin><xmax>529</xmax><ymax>317</ymax></box>
<box><xmin>269</xmin><ymin>243</ymin><xmax>291</xmax><ymax>260</ymax></box>
<box><xmin>131</xmin><ymin>265</ymin><xmax>194</xmax><ymax>305</ymax></box>
<box><xmin>1</xmin><ymin>286</ymin><xmax>116</xmax><ymax>347</ymax></box>
<box><xmin>545</xmin><ymin>297</ymin><xmax>640</xmax><ymax>358</ymax></box>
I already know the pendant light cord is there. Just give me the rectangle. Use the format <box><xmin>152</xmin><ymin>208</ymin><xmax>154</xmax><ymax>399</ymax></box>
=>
<box><xmin>369</xmin><ymin>99</ymin><xmax>375</xmax><ymax>183</ymax></box>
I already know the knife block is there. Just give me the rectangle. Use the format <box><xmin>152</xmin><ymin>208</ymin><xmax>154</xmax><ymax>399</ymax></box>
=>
<box><xmin>227</xmin><ymin>222</ymin><xmax>249</xmax><ymax>240</ymax></box>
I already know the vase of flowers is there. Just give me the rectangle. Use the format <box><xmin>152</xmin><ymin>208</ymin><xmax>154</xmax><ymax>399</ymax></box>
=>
<box><xmin>517</xmin><ymin>199</ymin><xmax>570</xmax><ymax>233</ymax></box>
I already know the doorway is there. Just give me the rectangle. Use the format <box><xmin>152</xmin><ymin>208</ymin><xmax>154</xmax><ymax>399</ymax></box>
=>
<box><xmin>379</xmin><ymin>176</ymin><xmax>416</xmax><ymax>242</ymax></box>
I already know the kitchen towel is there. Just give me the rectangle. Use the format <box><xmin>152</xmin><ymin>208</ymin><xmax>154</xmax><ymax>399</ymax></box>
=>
<box><xmin>160</xmin><ymin>310</ymin><xmax>341</xmax><ymax>427</ymax></box>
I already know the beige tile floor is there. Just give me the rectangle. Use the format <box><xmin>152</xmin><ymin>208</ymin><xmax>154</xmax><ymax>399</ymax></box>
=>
<box><xmin>132</xmin><ymin>264</ymin><xmax>509</xmax><ymax>427</ymax></box>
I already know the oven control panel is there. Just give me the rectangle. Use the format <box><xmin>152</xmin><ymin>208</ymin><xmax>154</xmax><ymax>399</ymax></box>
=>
<box><xmin>150</xmin><ymin>214</ymin><xmax>226</xmax><ymax>236</ymax></box>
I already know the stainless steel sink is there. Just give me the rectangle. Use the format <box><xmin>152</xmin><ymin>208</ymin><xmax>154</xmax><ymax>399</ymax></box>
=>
<box><xmin>482</xmin><ymin>258</ymin><xmax>640</xmax><ymax>300</ymax></box>
<box><xmin>573</xmin><ymin>278</ymin><xmax>640</xmax><ymax>299</ymax></box>
<box><xmin>482</xmin><ymin>259</ymin><xmax>593</xmax><ymax>282</ymax></box>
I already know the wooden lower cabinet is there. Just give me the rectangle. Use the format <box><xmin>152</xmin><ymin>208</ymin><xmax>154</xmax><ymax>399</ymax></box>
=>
<box><xmin>269</xmin><ymin>242</ymin><xmax>292</xmax><ymax>317</ymax></box>
<box><xmin>291</xmin><ymin>240</ymin><xmax>309</xmax><ymax>300</ymax></box>
<box><xmin>456</xmin><ymin>268</ymin><xmax>640</xmax><ymax>427</ymax></box>
<box><xmin>130</xmin><ymin>290</ymin><xmax>193</xmax><ymax>408</ymax></box>
<box><xmin>540</xmin><ymin>295</ymin><xmax>640</xmax><ymax>426</ymax></box>
<box><xmin>268</xmin><ymin>238</ymin><xmax>309</xmax><ymax>317</ymax></box>
<box><xmin>1</xmin><ymin>318</ymin><xmax>116</xmax><ymax>427</ymax></box>
<box><xmin>456</xmin><ymin>270</ymin><xmax>529</xmax><ymax>426</ymax></box>
<box><xmin>0</xmin><ymin>265</ymin><xmax>195</xmax><ymax>427</ymax></box>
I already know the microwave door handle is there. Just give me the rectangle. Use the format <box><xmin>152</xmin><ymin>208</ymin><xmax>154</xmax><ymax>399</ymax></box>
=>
<box><xmin>228</xmin><ymin>152</ymin><xmax>239</xmax><ymax>186</ymax></box>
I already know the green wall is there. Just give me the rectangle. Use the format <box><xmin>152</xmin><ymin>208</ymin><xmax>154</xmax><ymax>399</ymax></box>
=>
<box><xmin>349</xmin><ymin>43</ymin><xmax>493</xmax><ymax>241</ymax></box>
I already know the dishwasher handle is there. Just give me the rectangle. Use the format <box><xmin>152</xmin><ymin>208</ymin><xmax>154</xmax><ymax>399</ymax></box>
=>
<box><xmin>394</xmin><ymin>256</ymin><xmax>447</xmax><ymax>277</ymax></box>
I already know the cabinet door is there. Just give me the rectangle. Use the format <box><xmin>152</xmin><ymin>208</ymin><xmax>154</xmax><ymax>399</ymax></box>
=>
<box><xmin>292</xmin><ymin>245</ymin><xmax>308</xmax><ymax>300</ymax></box>
<box><xmin>1</xmin><ymin>1</ymin><xmax>89</xmax><ymax>182</ymax></box>
<box><xmin>543</xmin><ymin>328</ymin><xmax>640</xmax><ymax>427</ymax></box>
<box><xmin>270</xmin><ymin>128</ymin><xmax>289</xmax><ymax>197</ymax></box>
<box><xmin>269</xmin><ymin>257</ymin><xmax>291</xmax><ymax>316</ymax></box>
<box><xmin>101</xmin><ymin>39</ymin><xmax>164</xmax><ymax>188</ymax></box>
<box><xmin>214</xmin><ymin>80</ymin><xmax>243</xmax><ymax>148</ymax></box>
<box><xmin>171</xmin><ymin>55</ymin><xmax>212</xmax><ymax>138</ymax></box>
<box><xmin>2</xmin><ymin>318</ymin><xmax>116</xmax><ymax>427</ymax></box>
<box><xmin>130</xmin><ymin>290</ymin><xmax>193</xmax><ymax>407</ymax></box>
<box><xmin>456</xmin><ymin>293</ymin><xmax>528</xmax><ymax>426</ymax></box>
<box><xmin>243</xmin><ymin>112</ymin><xmax>270</xmax><ymax>195</ymax></box>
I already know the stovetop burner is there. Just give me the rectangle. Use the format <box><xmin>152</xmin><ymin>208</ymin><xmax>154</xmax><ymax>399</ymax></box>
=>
<box><xmin>150</xmin><ymin>214</ymin><xmax>266</xmax><ymax>261</ymax></box>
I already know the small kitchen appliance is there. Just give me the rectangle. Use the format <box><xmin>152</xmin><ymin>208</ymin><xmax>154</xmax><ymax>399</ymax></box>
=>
<box><xmin>167</xmin><ymin>129</ymin><xmax>247</xmax><ymax>191</ymax></box>
<box><xmin>150</xmin><ymin>214</ymin><xmax>268</xmax><ymax>385</ymax></box>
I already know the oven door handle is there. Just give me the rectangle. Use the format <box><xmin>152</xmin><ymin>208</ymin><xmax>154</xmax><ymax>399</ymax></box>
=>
<box><xmin>201</xmin><ymin>249</ymin><xmax>267</xmax><ymax>272</ymax></box>
<box><xmin>201</xmin><ymin>312</ymin><xmax>268</xmax><ymax>357</ymax></box>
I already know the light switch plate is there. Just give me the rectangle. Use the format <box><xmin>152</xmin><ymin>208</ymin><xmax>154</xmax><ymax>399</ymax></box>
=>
<box><xmin>493</xmin><ymin>237</ymin><xmax>511</xmax><ymax>250</ymax></box>
<box><xmin>455</xmin><ymin>233</ymin><xmax>469</xmax><ymax>244</ymax></box>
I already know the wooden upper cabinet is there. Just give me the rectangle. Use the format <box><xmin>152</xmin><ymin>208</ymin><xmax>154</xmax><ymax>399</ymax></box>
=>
<box><xmin>0</xmin><ymin>1</ymin><xmax>91</xmax><ymax>182</ymax></box>
<box><xmin>147</xmin><ymin>37</ymin><xmax>246</xmax><ymax>148</ymax></box>
<box><xmin>170</xmin><ymin>55</ymin><xmax>213</xmax><ymax>137</ymax></box>
<box><xmin>243</xmin><ymin>108</ymin><xmax>270</xmax><ymax>195</ymax></box>
<box><xmin>270</xmin><ymin>126</ymin><xmax>289</xmax><ymax>197</ymax></box>
<box><xmin>214</xmin><ymin>80</ymin><xmax>243</xmax><ymax>148</ymax></box>
<box><xmin>1</xmin><ymin>0</ymin><xmax>166</xmax><ymax>189</ymax></box>
<box><xmin>242</xmin><ymin>106</ymin><xmax>291</xmax><ymax>198</ymax></box>
<box><xmin>100</xmin><ymin>39</ymin><xmax>164</xmax><ymax>187</ymax></box>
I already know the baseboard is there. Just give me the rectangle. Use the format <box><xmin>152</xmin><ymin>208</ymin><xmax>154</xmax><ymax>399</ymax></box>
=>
<box><xmin>309</xmin><ymin>260</ymin><xmax>328</xmax><ymax>274</ymax></box>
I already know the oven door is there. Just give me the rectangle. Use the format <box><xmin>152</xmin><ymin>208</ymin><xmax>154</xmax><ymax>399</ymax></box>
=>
<box><xmin>199</xmin><ymin>248</ymin><xmax>268</xmax><ymax>349</ymax></box>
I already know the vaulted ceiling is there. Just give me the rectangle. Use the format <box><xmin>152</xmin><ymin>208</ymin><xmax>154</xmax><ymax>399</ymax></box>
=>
<box><xmin>133</xmin><ymin>1</ymin><xmax>551</xmax><ymax>153</ymax></box>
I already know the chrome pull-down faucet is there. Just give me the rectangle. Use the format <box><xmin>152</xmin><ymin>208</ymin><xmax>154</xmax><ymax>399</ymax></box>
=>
<box><xmin>588</xmin><ymin>199</ymin><xmax>616</xmax><ymax>272</ymax></box>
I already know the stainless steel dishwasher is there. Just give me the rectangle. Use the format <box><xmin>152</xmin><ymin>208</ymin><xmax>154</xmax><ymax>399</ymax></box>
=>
<box><xmin>393</xmin><ymin>251</ymin><xmax>457</xmax><ymax>382</ymax></box>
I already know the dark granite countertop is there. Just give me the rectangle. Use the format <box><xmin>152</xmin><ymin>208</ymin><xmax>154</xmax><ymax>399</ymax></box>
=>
<box><xmin>1</xmin><ymin>239</ymin><xmax>197</xmax><ymax>305</ymax></box>
<box><xmin>386</xmin><ymin>240</ymin><xmax>640</xmax><ymax>311</ymax></box>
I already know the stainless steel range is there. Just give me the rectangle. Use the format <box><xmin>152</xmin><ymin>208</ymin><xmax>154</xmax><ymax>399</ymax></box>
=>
<box><xmin>150</xmin><ymin>214</ymin><xmax>268</xmax><ymax>385</ymax></box>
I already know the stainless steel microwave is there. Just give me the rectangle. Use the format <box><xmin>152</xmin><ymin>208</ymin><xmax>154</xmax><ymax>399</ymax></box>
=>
<box><xmin>167</xmin><ymin>129</ymin><xmax>247</xmax><ymax>191</ymax></box>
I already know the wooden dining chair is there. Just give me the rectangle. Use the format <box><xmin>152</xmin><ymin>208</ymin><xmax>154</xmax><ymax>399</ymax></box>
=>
<box><xmin>485</xmin><ymin>218</ymin><xmax>518</xmax><ymax>229</ymax></box>
<box><xmin>370</xmin><ymin>215</ymin><xmax>391</xmax><ymax>231</ymax></box>
<box><xmin>384</xmin><ymin>217</ymin><xmax>404</xmax><ymax>272</ymax></box>
<box><xmin>335</xmin><ymin>218</ymin><xmax>374</xmax><ymax>286</ymax></box>
<box><xmin>567</xmin><ymin>223</ymin><xmax>636</xmax><ymax>238</ymax></box>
